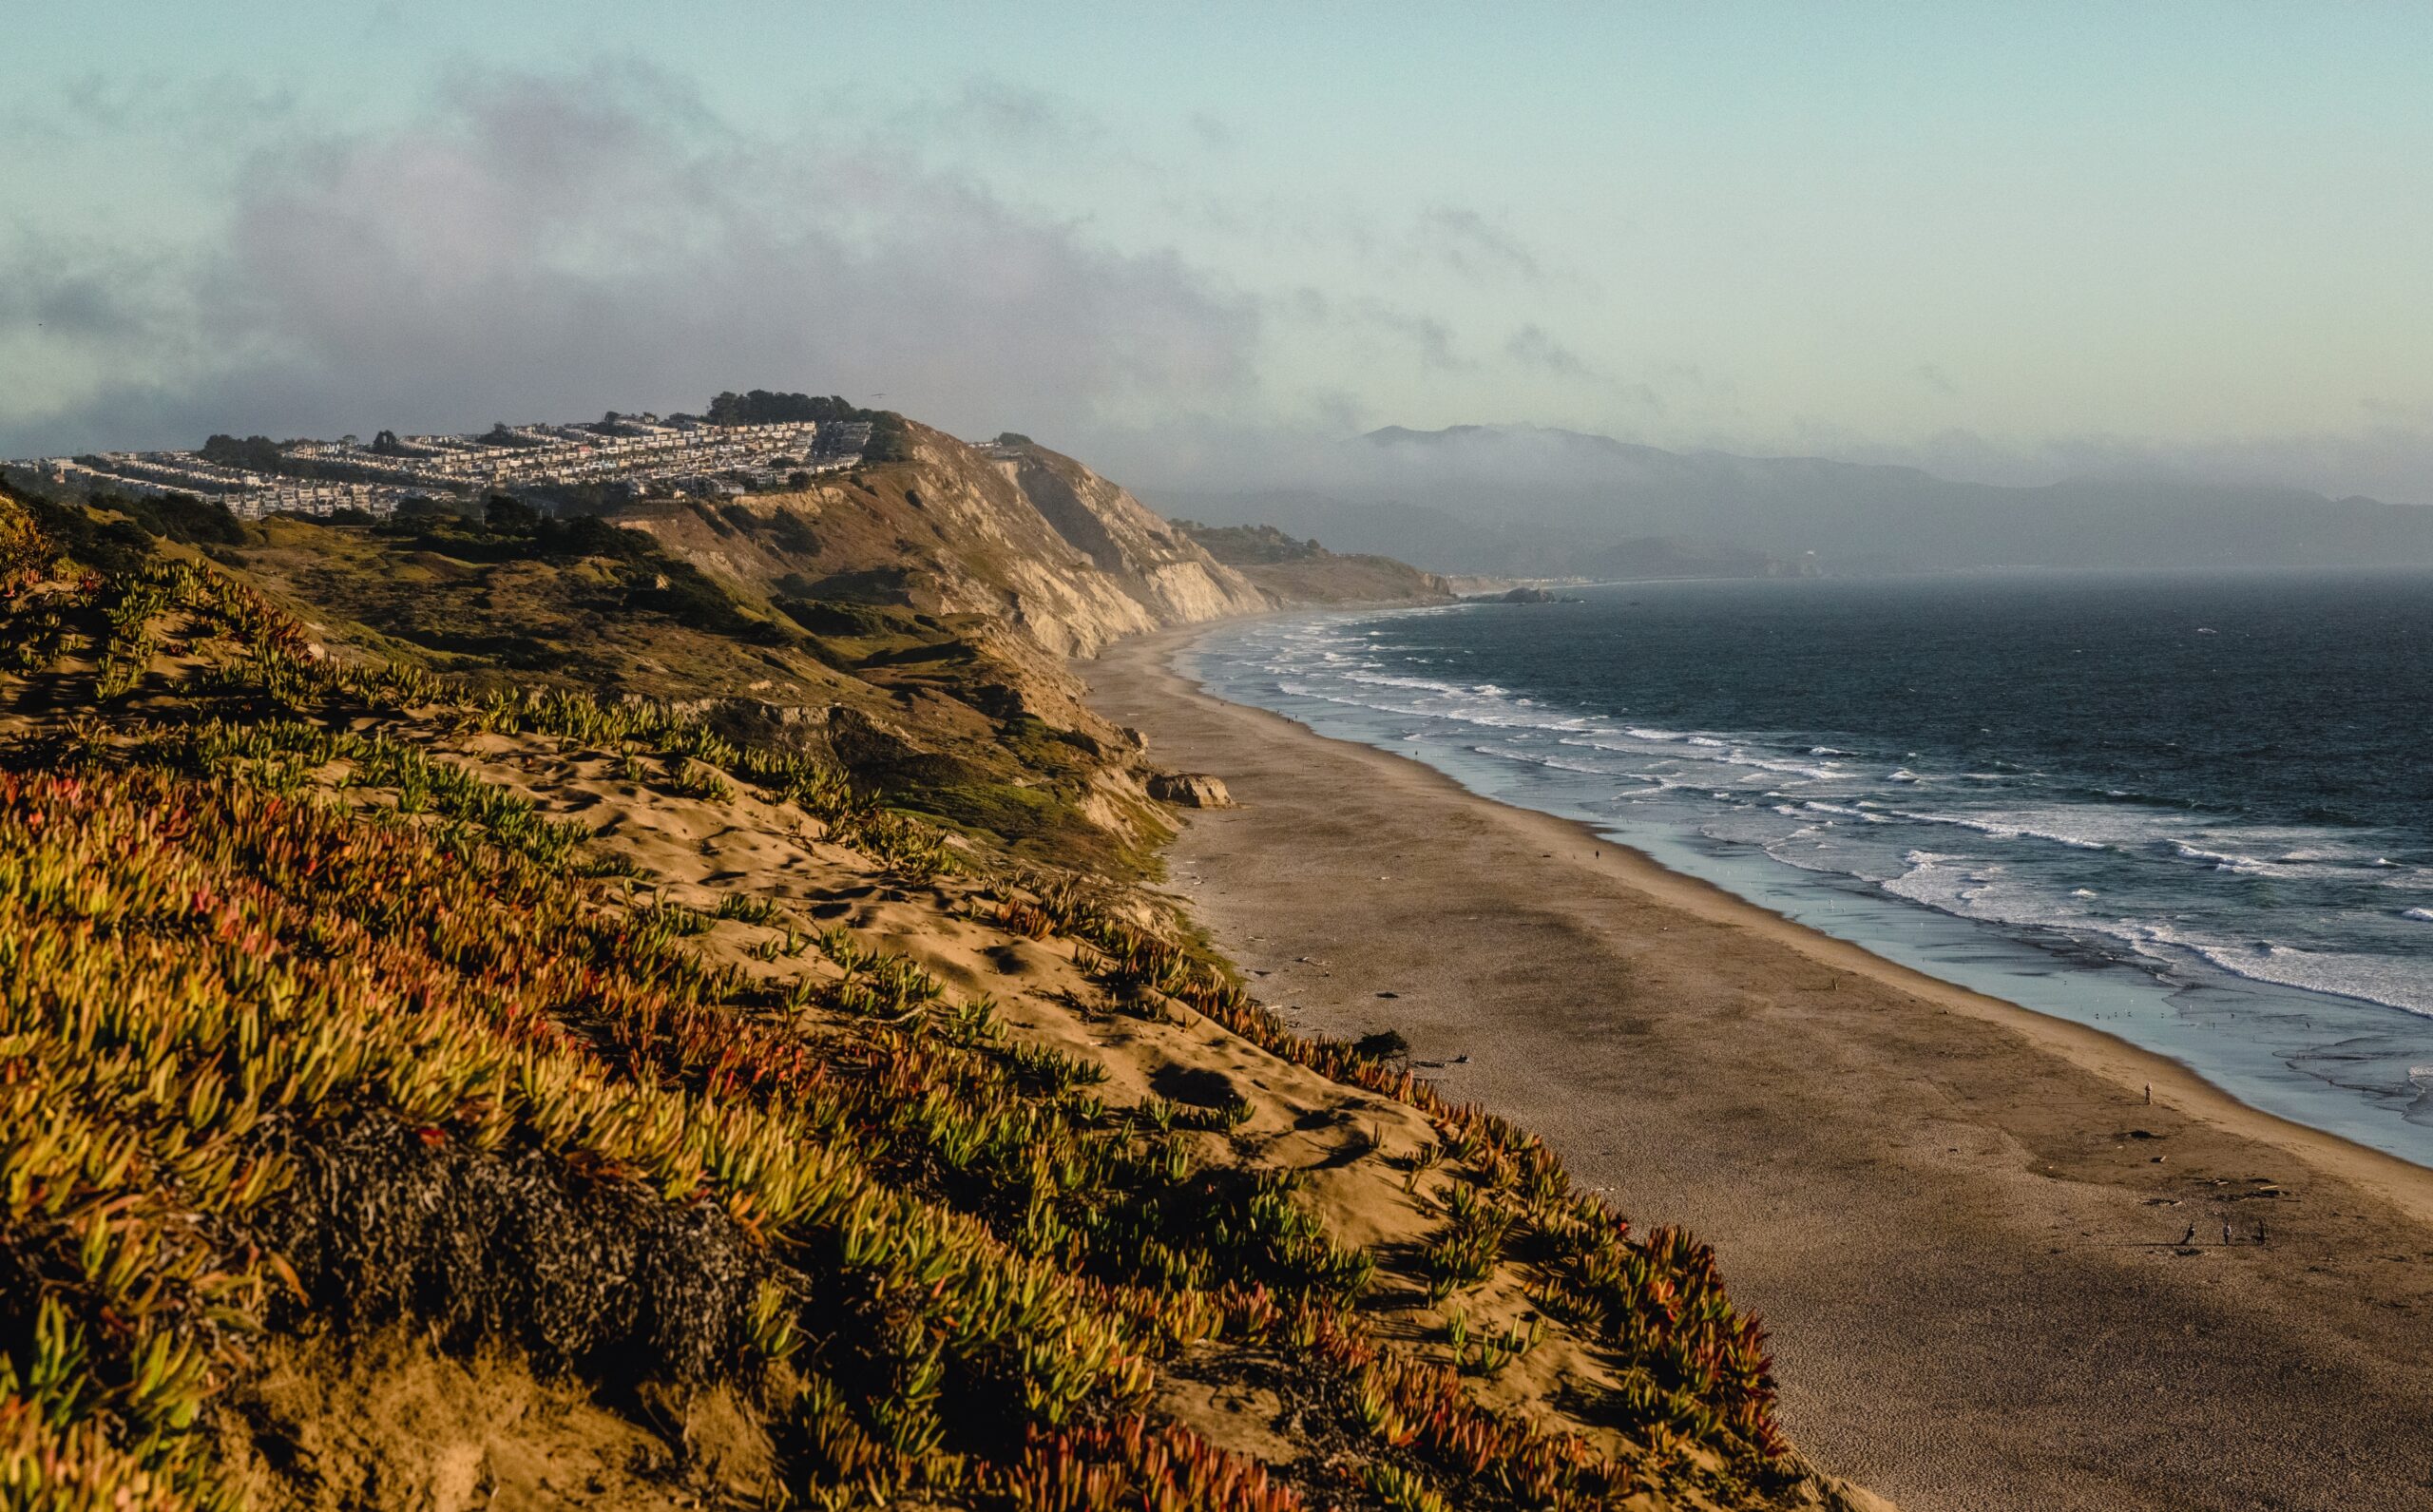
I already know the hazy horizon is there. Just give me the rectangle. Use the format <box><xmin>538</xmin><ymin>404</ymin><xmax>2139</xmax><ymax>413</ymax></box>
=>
<box><xmin>9</xmin><ymin>4</ymin><xmax>2433</xmax><ymax>508</ymax></box>
<box><xmin>10</xmin><ymin>14</ymin><xmax>2433</xmax><ymax>1505</ymax></box>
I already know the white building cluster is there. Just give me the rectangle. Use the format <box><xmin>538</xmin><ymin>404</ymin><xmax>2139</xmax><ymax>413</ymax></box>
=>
<box><xmin>9</xmin><ymin>413</ymin><xmax>875</xmax><ymax>520</ymax></box>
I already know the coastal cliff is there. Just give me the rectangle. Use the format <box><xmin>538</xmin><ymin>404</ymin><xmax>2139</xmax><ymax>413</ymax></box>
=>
<box><xmin>0</xmin><ymin>431</ymin><xmax>1883</xmax><ymax>1512</ymax></box>
<box><xmin>1175</xmin><ymin>519</ymin><xmax>1456</xmax><ymax>606</ymax></box>
<box><xmin>615</xmin><ymin>422</ymin><xmax>1274</xmax><ymax>658</ymax></box>
<box><xmin>989</xmin><ymin>437</ymin><xmax>1281</xmax><ymax>639</ymax></box>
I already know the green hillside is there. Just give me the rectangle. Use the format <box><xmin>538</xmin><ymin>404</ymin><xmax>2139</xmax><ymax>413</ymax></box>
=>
<box><xmin>0</xmin><ymin>479</ymin><xmax>1865</xmax><ymax>1511</ymax></box>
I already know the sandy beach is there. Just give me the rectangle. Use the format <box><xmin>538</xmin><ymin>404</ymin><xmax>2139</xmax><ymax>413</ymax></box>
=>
<box><xmin>1090</xmin><ymin>624</ymin><xmax>2433</xmax><ymax>1512</ymax></box>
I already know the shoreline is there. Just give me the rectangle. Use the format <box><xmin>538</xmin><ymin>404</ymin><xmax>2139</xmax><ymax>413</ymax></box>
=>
<box><xmin>1145</xmin><ymin>615</ymin><xmax>2433</xmax><ymax>1213</ymax></box>
<box><xmin>1192</xmin><ymin>600</ymin><xmax>2433</xmax><ymax>1169</ymax></box>
<box><xmin>1177</xmin><ymin>614</ymin><xmax>2433</xmax><ymax>1212</ymax></box>
<box><xmin>1090</xmin><ymin>619</ymin><xmax>2433</xmax><ymax>1512</ymax></box>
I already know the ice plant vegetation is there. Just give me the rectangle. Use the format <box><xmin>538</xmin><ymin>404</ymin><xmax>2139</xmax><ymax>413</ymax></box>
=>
<box><xmin>0</xmin><ymin>487</ymin><xmax>1816</xmax><ymax>1508</ymax></box>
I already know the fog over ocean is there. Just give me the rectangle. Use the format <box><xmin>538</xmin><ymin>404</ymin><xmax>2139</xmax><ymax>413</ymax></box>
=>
<box><xmin>1188</xmin><ymin>571</ymin><xmax>2433</xmax><ymax>1166</ymax></box>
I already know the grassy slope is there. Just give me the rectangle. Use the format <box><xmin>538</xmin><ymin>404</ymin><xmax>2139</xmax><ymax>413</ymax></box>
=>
<box><xmin>197</xmin><ymin>503</ymin><xmax>1165</xmax><ymax>874</ymax></box>
<box><xmin>1172</xmin><ymin>523</ymin><xmax>1453</xmax><ymax>607</ymax></box>
<box><xmin>0</xmin><ymin>488</ymin><xmax>1877</xmax><ymax>1512</ymax></box>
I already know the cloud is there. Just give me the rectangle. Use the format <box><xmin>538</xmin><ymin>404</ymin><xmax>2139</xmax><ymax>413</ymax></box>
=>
<box><xmin>1412</xmin><ymin>205</ymin><xmax>1543</xmax><ymax>284</ymax></box>
<box><xmin>1</xmin><ymin>69</ymin><xmax>298</xmax><ymax>146</ymax></box>
<box><xmin>0</xmin><ymin>62</ymin><xmax>1258</xmax><ymax>454</ymax></box>
<box><xmin>0</xmin><ymin>237</ymin><xmax>188</xmax><ymax>346</ymax></box>
<box><xmin>1784</xmin><ymin>420</ymin><xmax>2433</xmax><ymax>506</ymax></box>
<box><xmin>929</xmin><ymin>77</ymin><xmax>1104</xmax><ymax>151</ymax></box>
<box><xmin>1911</xmin><ymin>363</ymin><xmax>1957</xmax><ymax>396</ymax></box>
<box><xmin>1498</xmin><ymin>325</ymin><xmax>1676</xmax><ymax>417</ymax></box>
<box><xmin>1186</xmin><ymin>111</ymin><xmax>1233</xmax><ymax>150</ymax></box>
<box><xmin>1282</xmin><ymin>289</ymin><xmax>1467</xmax><ymax>371</ymax></box>
<box><xmin>1504</xmin><ymin>323</ymin><xmax>1591</xmax><ymax>378</ymax></box>
<box><xmin>2360</xmin><ymin>395</ymin><xmax>2433</xmax><ymax>426</ymax></box>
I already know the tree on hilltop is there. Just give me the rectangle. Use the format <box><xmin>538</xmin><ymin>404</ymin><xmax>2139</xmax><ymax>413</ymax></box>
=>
<box><xmin>705</xmin><ymin>390</ymin><xmax>875</xmax><ymax>426</ymax></box>
<box><xmin>484</xmin><ymin>494</ymin><xmax>541</xmax><ymax>534</ymax></box>
<box><xmin>201</xmin><ymin>434</ymin><xmax>287</xmax><ymax>472</ymax></box>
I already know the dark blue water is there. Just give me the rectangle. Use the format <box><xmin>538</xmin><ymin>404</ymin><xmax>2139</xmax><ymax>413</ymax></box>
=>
<box><xmin>1187</xmin><ymin>572</ymin><xmax>2433</xmax><ymax>1166</ymax></box>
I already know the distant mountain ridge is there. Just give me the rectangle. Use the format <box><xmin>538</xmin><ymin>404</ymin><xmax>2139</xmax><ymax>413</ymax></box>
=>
<box><xmin>1152</xmin><ymin>424</ymin><xmax>2433</xmax><ymax>576</ymax></box>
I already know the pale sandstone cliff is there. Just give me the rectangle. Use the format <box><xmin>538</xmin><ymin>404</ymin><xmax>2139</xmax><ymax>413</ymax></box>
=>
<box><xmin>620</xmin><ymin>421</ymin><xmax>1272</xmax><ymax>659</ymax></box>
<box><xmin>987</xmin><ymin>439</ymin><xmax>1276</xmax><ymax>632</ymax></box>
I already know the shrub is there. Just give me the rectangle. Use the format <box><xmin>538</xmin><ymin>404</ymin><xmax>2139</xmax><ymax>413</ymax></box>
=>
<box><xmin>1355</xmin><ymin>1029</ymin><xmax>1410</xmax><ymax>1062</ymax></box>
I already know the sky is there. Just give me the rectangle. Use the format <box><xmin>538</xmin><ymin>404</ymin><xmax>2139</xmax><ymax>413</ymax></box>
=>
<box><xmin>6</xmin><ymin>3</ymin><xmax>2433</xmax><ymax>501</ymax></box>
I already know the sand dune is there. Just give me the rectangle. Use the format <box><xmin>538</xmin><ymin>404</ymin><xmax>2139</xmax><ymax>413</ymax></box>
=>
<box><xmin>435</xmin><ymin>725</ymin><xmax>1856</xmax><ymax>1503</ymax></box>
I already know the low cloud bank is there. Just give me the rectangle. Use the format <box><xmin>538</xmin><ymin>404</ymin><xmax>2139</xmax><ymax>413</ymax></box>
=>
<box><xmin>0</xmin><ymin>62</ymin><xmax>1256</xmax><ymax>455</ymax></box>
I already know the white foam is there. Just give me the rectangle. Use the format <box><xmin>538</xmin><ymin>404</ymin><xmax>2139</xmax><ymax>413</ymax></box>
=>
<box><xmin>1340</xmin><ymin>670</ymin><xmax>1467</xmax><ymax>694</ymax></box>
<box><xmin>2176</xmin><ymin>843</ymin><xmax>2271</xmax><ymax>874</ymax></box>
<box><xmin>1802</xmin><ymin>800</ymin><xmax>1892</xmax><ymax>824</ymax></box>
<box><xmin>1880</xmin><ymin>851</ymin><xmax>2041</xmax><ymax>921</ymax></box>
<box><xmin>2113</xmin><ymin>920</ymin><xmax>2433</xmax><ymax>1018</ymax></box>
<box><xmin>2164</xmin><ymin>839</ymin><xmax>2388</xmax><ymax>882</ymax></box>
<box><xmin>1872</xmin><ymin>806</ymin><xmax>2122</xmax><ymax>851</ymax></box>
<box><xmin>1707</xmin><ymin>751</ymin><xmax>1841</xmax><ymax>781</ymax></box>
<box><xmin>1480</xmin><ymin>746</ymin><xmax>1609</xmax><ymax>776</ymax></box>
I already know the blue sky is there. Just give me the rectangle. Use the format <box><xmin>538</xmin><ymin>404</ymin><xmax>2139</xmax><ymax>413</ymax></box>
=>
<box><xmin>7</xmin><ymin>3</ymin><xmax>2432</xmax><ymax>498</ymax></box>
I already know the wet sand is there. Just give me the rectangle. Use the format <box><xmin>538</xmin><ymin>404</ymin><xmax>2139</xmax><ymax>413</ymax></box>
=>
<box><xmin>1090</xmin><ymin>624</ymin><xmax>2433</xmax><ymax>1512</ymax></box>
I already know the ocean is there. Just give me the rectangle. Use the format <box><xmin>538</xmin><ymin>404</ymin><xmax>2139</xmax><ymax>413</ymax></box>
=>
<box><xmin>1184</xmin><ymin>571</ymin><xmax>2433</xmax><ymax>1168</ymax></box>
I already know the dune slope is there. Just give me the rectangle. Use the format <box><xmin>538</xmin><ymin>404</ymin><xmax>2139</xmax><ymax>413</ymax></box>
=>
<box><xmin>0</xmin><ymin>483</ymin><xmax>1886</xmax><ymax>1509</ymax></box>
